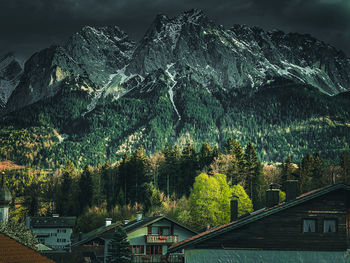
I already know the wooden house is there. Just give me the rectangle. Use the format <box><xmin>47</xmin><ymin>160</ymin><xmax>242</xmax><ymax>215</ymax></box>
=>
<box><xmin>72</xmin><ymin>214</ymin><xmax>196</xmax><ymax>263</ymax></box>
<box><xmin>168</xmin><ymin>182</ymin><xmax>350</xmax><ymax>263</ymax></box>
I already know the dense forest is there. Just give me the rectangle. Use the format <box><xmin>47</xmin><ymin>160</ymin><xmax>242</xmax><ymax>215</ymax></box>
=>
<box><xmin>2</xmin><ymin>138</ymin><xmax>350</xmax><ymax>233</ymax></box>
<box><xmin>1</xmin><ymin>79</ymin><xmax>350</xmax><ymax>169</ymax></box>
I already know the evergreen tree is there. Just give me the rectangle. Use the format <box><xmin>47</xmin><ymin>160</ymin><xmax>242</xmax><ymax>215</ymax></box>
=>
<box><xmin>311</xmin><ymin>153</ymin><xmax>323</xmax><ymax>188</ymax></box>
<box><xmin>106</xmin><ymin>226</ymin><xmax>131</xmax><ymax>263</ymax></box>
<box><xmin>281</xmin><ymin>156</ymin><xmax>294</xmax><ymax>191</ymax></box>
<box><xmin>78</xmin><ymin>165</ymin><xmax>94</xmax><ymax>213</ymax></box>
<box><xmin>160</xmin><ymin>144</ymin><xmax>181</xmax><ymax>198</ymax></box>
<box><xmin>128</xmin><ymin>146</ymin><xmax>151</xmax><ymax>203</ymax></box>
<box><xmin>180</xmin><ymin>143</ymin><xmax>198</xmax><ymax>196</ymax></box>
<box><xmin>299</xmin><ymin>153</ymin><xmax>314</xmax><ymax>192</ymax></box>
<box><xmin>223</xmin><ymin>137</ymin><xmax>235</xmax><ymax>154</ymax></box>
<box><xmin>341</xmin><ymin>151</ymin><xmax>350</xmax><ymax>184</ymax></box>
<box><xmin>55</xmin><ymin>160</ymin><xmax>75</xmax><ymax>215</ymax></box>
<box><xmin>198</xmin><ymin>142</ymin><xmax>215</xmax><ymax>172</ymax></box>
<box><xmin>223</xmin><ymin>137</ymin><xmax>245</xmax><ymax>184</ymax></box>
<box><xmin>244</xmin><ymin>142</ymin><xmax>265</xmax><ymax>209</ymax></box>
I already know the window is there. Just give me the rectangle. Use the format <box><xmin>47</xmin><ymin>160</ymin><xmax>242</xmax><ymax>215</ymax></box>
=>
<box><xmin>131</xmin><ymin>245</ymin><xmax>144</xmax><ymax>255</ymax></box>
<box><xmin>152</xmin><ymin>227</ymin><xmax>158</xmax><ymax>235</ymax></box>
<box><xmin>50</xmin><ymin>233</ymin><xmax>57</xmax><ymax>237</ymax></box>
<box><xmin>161</xmin><ymin>227</ymin><xmax>170</xmax><ymax>235</ymax></box>
<box><xmin>57</xmin><ymin>229</ymin><xmax>67</xmax><ymax>233</ymax></box>
<box><xmin>324</xmin><ymin>219</ymin><xmax>337</xmax><ymax>233</ymax></box>
<box><xmin>303</xmin><ymin>219</ymin><xmax>316</xmax><ymax>233</ymax></box>
<box><xmin>56</xmin><ymin>238</ymin><xmax>67</xmax><ymax>243</ymax></box>
<box><xmin>146</xmin><ymin>245</ymin><xmax>162</xmax><ymax>255</ymax></box>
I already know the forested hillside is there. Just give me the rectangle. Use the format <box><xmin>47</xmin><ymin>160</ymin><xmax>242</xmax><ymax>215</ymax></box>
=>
<box><xmin>2</xmin><ymin>138</ymin><xmax>350</xmax><ymax>232</ymax></box>
<box><xmin>1</xmin><ymin>78</ymin><xmax>349</xmax><ymax>168</ymax></box>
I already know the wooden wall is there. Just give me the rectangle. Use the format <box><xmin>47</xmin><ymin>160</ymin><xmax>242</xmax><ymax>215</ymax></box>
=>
<box><xmin>194</xmin><ymin>189</ymin><xmax>349</xmax><ymax>251</ymax></box>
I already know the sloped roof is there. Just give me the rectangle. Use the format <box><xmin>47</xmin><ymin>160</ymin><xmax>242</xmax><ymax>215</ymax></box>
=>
<box><xmin>124</xmin><ymin>216</ymin><xmax>197</xmax><ymax>235</ymax></box>
<box><xmin>29</xmin><ymin>216</ymin><xmax>76</xmax><ymax>228</ymax></box>
<box><xmin>168</xmin><ymin>183</ymin><xmax>350</xmax><ymax>253</ymax></box>
<box><xmin>72</xmin><ymin>215</ymin><xmax>197</xmax><ymax>247</ymax></box>
<box><xmin>72</xmin><ymin>222</ymin><xmax>122</xmax><ymax>247</ymax></box>
<box><xmin>0</xmin><ymin>233</ymin><xmax>55</xmax><ymax>263</ymax></box>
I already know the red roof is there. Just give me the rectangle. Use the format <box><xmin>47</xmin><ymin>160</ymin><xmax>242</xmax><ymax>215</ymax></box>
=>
<box><xmin>0</xmin><ymin>233</ymin><xmax>55</xmax><ymax>263</ymax></box>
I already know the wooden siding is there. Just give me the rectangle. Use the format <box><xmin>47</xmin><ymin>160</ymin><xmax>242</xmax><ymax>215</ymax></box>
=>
<box><xmin>194</xmin><ymin>189</ymin><xmax>349</xmax><ymax>251</ymax></box>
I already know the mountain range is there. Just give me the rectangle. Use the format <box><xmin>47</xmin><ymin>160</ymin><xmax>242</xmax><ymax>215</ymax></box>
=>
<box><xmin>0</xmin><ymin>9</ymin><xmax>349</xmax><ymax>168</ymax></box>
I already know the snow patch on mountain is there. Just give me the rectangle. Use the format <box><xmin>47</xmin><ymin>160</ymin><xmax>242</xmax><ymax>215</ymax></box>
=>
<box><xmin>165</xmin><ymin>63</ymin><xmax>181</xmax><ymax>121</ymax></box>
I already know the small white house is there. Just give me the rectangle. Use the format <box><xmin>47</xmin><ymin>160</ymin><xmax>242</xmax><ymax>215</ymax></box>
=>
<box><xmin>26</xmin><ymin>215</ymin><xmax>76</xmax><ymax>251</ymax></box>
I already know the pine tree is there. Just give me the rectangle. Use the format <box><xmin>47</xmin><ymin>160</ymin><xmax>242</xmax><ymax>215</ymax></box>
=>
<box><xmin>106</xmin><ymin>226</ymin><xmax>131</xmax><ymax>263</ymax></box>
<box><xmin>244</xmin><ymin>142</ymin><xmax>265</xmax><ymax>209</ymax></box>
<box><xmin>341</xmin><ymin>151</ymin><xmax>350</xmax><ymax>184</ymax></box>
<box><xmin>311</xmin><ymin>153</ymin><xmax>323</xmax><ymax>188</ymax></box>
<box><xmin>281</xmin><ymin>156</ymin><xmax>293</xmax><ymax>191</ymax></box>
<box><xmin>78</xmin><ymin>165</ymin><xmax>93</xmax><ymax>213</ymax></box>
<box><xmin>181</xmin><ymin>143</ymin><xmax>198</xmax><ymax>196</ymax></box>
<box><xmin>299</xmin><ymin>153</ymin><xmax>314</xmax><ymax>192</ymax></box>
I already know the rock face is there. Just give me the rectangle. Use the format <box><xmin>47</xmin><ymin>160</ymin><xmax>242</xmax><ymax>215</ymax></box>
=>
<box><xmin>2</xmin><ymin>9</ymin><xmax>350</xmax><ymax>114</ymax></box>
<box><xmin>126</xmin><ymin>9</ymin><xmax>350</xmax><ymax>98</ymax></box>
<box><xmin>3</xmin><ymin>26</ymin><xmax>135</xmax><ymax>114</ymax></box>
<box><xmin>0</xmin><ymin>53</ymin><xmax>22</xmax><ymax>107</ymax></box>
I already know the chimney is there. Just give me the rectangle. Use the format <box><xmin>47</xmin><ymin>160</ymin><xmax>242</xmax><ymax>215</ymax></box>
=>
<box><xmin>230</xmin><ymin>198</ymin><xmax>238</xmax><ymax>222</ymax></box>
<box><xmin>266</xmin><ymin>183</ymin><xmax>280</xmax><ymax>208</ymax></box>
<box><xmin>105</xmin><ymin>218</ymin><xmax>112</xmax><ymax>227</ymax></box>
<box><xmin>285</xmin><ymin>180</ymin><xmax>299</xmax><ymax>202</ymax></box>
<box><xmin>124</xmin><ymin>219</ymin><xmax>129</xmax><ymax>225</ymax></box>
<box><xmin>52</xmin><ymin>214</ymin><xmax>59</xmax><ymax>218</ymax></box>
<box><xmin>136</xmin><ymin>211</ymin><xmax>143</xmax><ymax>221</ymax></box>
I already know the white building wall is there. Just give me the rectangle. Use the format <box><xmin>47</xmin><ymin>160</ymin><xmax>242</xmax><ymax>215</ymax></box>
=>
<box><xmin>0</xmin><ymin>207</ymin><xmax>9</xmax><ymax>224</ymax></box>
<box><xmin>31</xmin><ymin>227</ymin><xmax>72</xmax><ymax>249</ymax></box>
<box><xmin>184</xmin><ymin>249</ymin><xmax>348</xmax><ymax>263</ymax></box>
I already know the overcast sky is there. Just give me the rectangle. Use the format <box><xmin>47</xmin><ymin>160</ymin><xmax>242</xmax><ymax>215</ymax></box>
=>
<box><xmin>1</xmin><ymin>0</ymin><xmax>349</xmax><ymax>61</ymax></box>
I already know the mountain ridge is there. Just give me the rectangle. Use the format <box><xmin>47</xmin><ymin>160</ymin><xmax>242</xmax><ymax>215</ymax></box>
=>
<box><xmin>0</xmin><ymin>9</ymin><xmax>349</xmax><ymax>168</ymax></box>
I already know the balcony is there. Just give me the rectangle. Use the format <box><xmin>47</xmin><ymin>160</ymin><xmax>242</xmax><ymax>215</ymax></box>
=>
<box><xmin>145</xmin><ymin>235</ymin><xmax>178</xmax><ymax>244</ymax></box>
<box><xmin>131</xmin><ymin>254</ymin><xmax>184</xmax><ymax>263</ymax></box>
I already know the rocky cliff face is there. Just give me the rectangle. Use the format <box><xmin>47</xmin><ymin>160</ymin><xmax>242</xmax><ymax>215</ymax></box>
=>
<box><xmin>0</xmin><ymin>53</ymin><xmax>22</xmax><ymax>107</ymax></box>
<box><xmin>125</xmin><ymin>9</ymin><xmax>350</xmax><ymax>98</ymax></box>
<box><xmin>3</xmin><ymin>26</ymin><xmax>135</xmax><ymax>114</ymax></box>
<box><xmin>3</xmin><ymin>9</ymin><xmax>350</xmax><ymax>115</ymax></box>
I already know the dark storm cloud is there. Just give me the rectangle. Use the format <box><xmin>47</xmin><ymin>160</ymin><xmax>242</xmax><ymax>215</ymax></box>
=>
<box><xmin>0</xmin><ymin>0</ymin><xmax>349</xmax><ymax>60</ymax></box>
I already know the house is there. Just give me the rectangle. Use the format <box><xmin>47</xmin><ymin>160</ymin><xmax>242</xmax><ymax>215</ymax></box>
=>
<box><xmin>72</xmin><ymin>213</ymin><xmax>197</xmax><ymax>263</ymax></box>
<box><xmin>71</xmin><ymin>218</ymin><xmax>122</xmax><ymax>262</ymax></box>
<box><xmin>26</xmin><ymin>214</ymin><xmax>76</xmax><ymax>251</ymax></box>
<box><xmin>0</xmin><ymin>232</ymin><xmax>55</xmax><ymax>263</ymax></box>
<box><xmin>168</xmin><ymin>182</ymin><xmax>350</xmax><ymax>263</ymax></box>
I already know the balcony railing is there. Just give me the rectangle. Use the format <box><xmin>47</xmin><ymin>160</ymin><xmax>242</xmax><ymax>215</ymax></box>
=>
<box><xmin>145</xmin><ymin>235</ymin><xmax>178</xmax><ymax>244</ymax></box>
<box><xmin>131</xmin><ymin>254</ymin><xmax>184</xmax><ymax>263</ymax></box>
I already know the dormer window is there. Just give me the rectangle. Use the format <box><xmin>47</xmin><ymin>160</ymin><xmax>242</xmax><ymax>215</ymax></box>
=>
<box><xmin>303</xmin><ymin>219</ymin><xmax>316</xmax><ymax>233</ymax></box>
<box><xmin>324</xmin><ymin>219</ymin><xmax>337</xmax><ymax>233</ymax></box>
